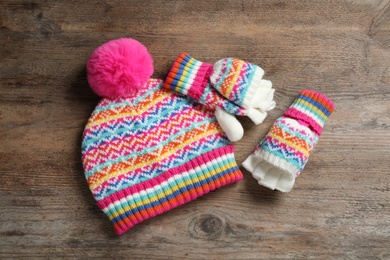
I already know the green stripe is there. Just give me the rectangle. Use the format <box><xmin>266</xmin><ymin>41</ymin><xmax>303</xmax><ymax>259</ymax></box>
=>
<box><xmin>104</xmin><ymin>155</ymin><xmax>236</xmax><ymax>218</ymax></box>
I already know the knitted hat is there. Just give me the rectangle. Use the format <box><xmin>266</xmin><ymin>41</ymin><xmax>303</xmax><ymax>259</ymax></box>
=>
<box><xmin>82</xmin><ymin>38</ymin><xmax>243</xmax><ymax>235</ymax></box>
<box><xmin>243</xmin><ymin>90</ymin><xmax>334</xmax><ymax>192</ymax></box>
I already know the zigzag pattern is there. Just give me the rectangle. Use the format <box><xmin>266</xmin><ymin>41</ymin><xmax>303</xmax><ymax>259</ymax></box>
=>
<box><xmin>200</xmin><ymin>83</ymin><xmax>247</xmax><ymax>116</ymax></box>
<box><xmin>88</xmin><ymin>80</ymin><xmax>163</xmax><ymax>124</ymax></box>
<box><xmin>82</xmin><ymin>79</ymin><xmax>238</xmax><ymax>207</ymax></box>
<box><xmin>212</xmin><ymin>58</ymin><xmax>261</xmax><ymax>108</ymax></box>
<box><xmin>83</xmin><ymin>98</ymin><xmax>198</xmax><ymax>155</ymax></box>
<box><xmin>92</xmin><ymin>132</ymin><xmax>229</xmax><ymax>200</ymax></box>
<box><xmin>82</xmin><ymin>94</ymin><xmax>205</xmax><ymax>153</ymax></box>
<box><xmin>87</xmin><ymin>120</ymin><xmax>224</xmax><ymax>187</ymax></box>
<box><xmin>84</xmin><ymin>92</ymin><xmax>178</xmax><ymax>143</ymax></box>
<box><xmin>83</xmin><ymin>105</ymin><xmax>212</xmax><ymax>173</ymax></box>
<box><xmin>258</xmin><ymin>117</ymin><xmax>318</xmax><ymax>174</ymax></box>
<box><xmin>232</xmin><ymin>61</ymin><xmax>256</xmax><ymax>105</ymax></box>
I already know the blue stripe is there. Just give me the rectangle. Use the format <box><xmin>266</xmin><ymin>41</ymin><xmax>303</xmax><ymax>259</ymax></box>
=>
<box><xmin>298</xmin><ymin>94</ymin><xmax>331</xmax><ymax>117</ymax></box>
<box><xmin>109</xmin><ymin>161</ymin><xmax>240</xmax><ymax>224</ymax></box>
<box><xmin>82</xmin><ymin>97</ymin><xmax>190</xmax><ymax>151</ymax></box>
<box><xmin>85</xmin><ymin>116</ymin><xmax>220</xmax><ymax>178</ymax></box>
<box><xmin>213</xmin><ymin>59</ymin><xmax>233</xmax><ymax>92</ymax></box>
<box><xmin>237</xmin><ymin>63</ymin><xmax>256</xmax><ymax>106</ymax></box>
<box><xmin>92</xmin><ymin>135</ymin><xmax>231</xmax><ymax>199</ymax></box>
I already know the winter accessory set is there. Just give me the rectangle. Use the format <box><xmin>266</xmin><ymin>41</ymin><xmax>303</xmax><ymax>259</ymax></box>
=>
<box><xmin>81</xmin><ymin>38</ymin><xmax>334</xmax><ymax>235</ymax></box>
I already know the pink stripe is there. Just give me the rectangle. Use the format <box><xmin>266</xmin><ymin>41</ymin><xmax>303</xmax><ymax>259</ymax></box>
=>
<box><xmin>82</xmin><ymin>103</ymin><xmax>213</xmax><ymax>167</ymax></box>
<box><xmin>231</xmin><ymin>62</ymin><xmax>249</xmax><ymax>100</ymax></box>
<box><xmin>267</xmin><ymin>136</ymin><xmax>307</xmax><ymax>161</ymax></box>
<box><xmin>187</xmin><ymin>62</ymin><xmax>213</xmax><ymax>100</ymax></box>
<box><xmin>284</xmin><ymin>108</ymin><xmax>323</xmax><ymax>135</ymax></box>
<box><xmin>92</xmin><ymin>132</ymin><xmax>227</xmax><ymax>193</ymax></box>
<box><xmin>301</xmin><ymin>89</ymin><xmax>335</xmax><ymax>112</ymax></box>
<box><xmin>96</xmin><ymin>145</ymin><xmax>235</xmax><ymax>208</ymax></box>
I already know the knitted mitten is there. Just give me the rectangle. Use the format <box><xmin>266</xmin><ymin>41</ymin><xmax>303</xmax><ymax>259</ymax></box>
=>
<box><xmin>83</xmin><ymin>38</ymin><xmax>243</xmax><ymax>235</ymax></box>
<box><xmin>164</xmin><ymin>53</ymin><xmax>275</xmax><ymax>142</ymax></box>
<box><xmin>242</xmin><ymin>90</ymin><xmax>334</xmax><ymax>192</ymax></box>
<box><xmin>210</xmin><ymin>57</ymin><xmax>276</xmax><ymax>122</ymax></box>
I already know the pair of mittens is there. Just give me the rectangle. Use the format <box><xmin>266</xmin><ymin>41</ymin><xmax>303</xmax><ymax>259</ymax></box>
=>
<box><xmin>164</xmin><ymin>53</ymin><xmax>276</xmax><ymax>142</ymax></box>
<box><xmin>243</xmin><ymin>90</ymin><xmax>335</xmax><ymax>192</ymax></box>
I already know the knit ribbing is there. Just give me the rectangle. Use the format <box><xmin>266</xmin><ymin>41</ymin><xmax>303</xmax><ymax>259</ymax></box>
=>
<box><xmin>284</xmin><ymin>90</ymin><xmax>335</xmax><ymax>135</ymax></box>
<box><xmin>164</xmin><ymin>52</ymin><xmax>212</xmax><ymax>100</ymax></box>
<box><xmin>82</xmin><ymin>78</ymin><xmax>243</xmax><ymax>234</ymax></box>
<box><xmin>97</xmin><ymin>146</ymin><xmax>241</xmax><ymax>235</ymax></box>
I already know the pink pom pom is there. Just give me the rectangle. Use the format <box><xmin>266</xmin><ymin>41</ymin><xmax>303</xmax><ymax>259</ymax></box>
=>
<box><xmin>87</xmin><ymin>38</ymin><xmax>154</xmax><ymax>98</ymax></box>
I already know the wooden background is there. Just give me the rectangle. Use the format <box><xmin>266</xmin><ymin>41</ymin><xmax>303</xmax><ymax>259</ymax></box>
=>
<box><xmin>1</xmin><ymin>0</ymin><xmax>390</xmax><ymax>259</ymax></box>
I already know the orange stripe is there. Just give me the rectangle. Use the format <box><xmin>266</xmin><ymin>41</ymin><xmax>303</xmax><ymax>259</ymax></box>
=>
<box><xmin>220</xmin><ymin>59</ymin><xmax>240</xmax><ymax>96</ymax></box>
<box><xmin>86</xmin><ymin>88</ymin><xmax>169</xmax><ymax>127</ymax></box>
<box><xmin>87</xmin><ymin>121</ymin><xmax>221</xmax><ymax>185</ymax></box>
<box><xmin>112</xmin><ymin>169</ymin><xmax>242</xmax><ymax>232</ymax></box>
<box><xmin>271</xmin><ymin>125</ymin><xmax>312</xmax><ymax>154</ymax></box>
<box><xmin>84</xmin><ymin>106</ymin><xmax>201</xmax><ymax>168</ymax></box>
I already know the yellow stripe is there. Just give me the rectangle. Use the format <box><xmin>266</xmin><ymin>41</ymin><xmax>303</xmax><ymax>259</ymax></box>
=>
<box><xmin>269</xmin><ymin>131</ymin><xmax>311</xmax><ymax>156</ymax></box>
<box><xmin>224</xmin><ymin>60</ymin><xmax>244</xmax><ymax>98</ymax></box>
<box><xmin>86</xmin><ymin>91</ymin><xmax>171</xmax><ymax>129</ymax></box>
<box><xmin>89</xmin><ymin>127</ymin><xmax>221</xmax><ymax>189</ymax></box>
<box><xmin>175</xmin><ymin>57</ymin><xmax>196</xmax><ymax>93</ymax></box>
<box><xmin>296</xmin><ymin>98</ymin><xmax>327</xmax><ymax>122</ymax></box>
<box><xmin>107</xmin><ymin>161</ymin><xmax>237</xmax><ymax>220</ymax></box>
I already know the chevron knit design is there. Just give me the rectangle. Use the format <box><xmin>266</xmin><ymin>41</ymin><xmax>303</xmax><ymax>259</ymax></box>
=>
<box><xmin>82</xmin><ymin>79</ymin><xmax>243</xmax><ymax>235</ymax></box>
<box><xmin>210</xmin><ymin>58</ymin><xmax>264</xmax><ymax>109</ymax></box>
<box><xmin>243</xmin><ymin>90</ymin><xmax>334</xmax><ymax>192</ymax></box>
<box><xmin>254</xmin><ymin>117</ymin><xmax>319</xmax><ymax>176</ymax></box>
<box><xmin>164</xmin><ymin>53</ymin><xmax>248</xmax><ymax>116</ymax></box>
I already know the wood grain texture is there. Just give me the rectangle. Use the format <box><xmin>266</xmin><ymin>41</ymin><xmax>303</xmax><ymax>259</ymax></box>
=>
<box><xmin>1</xmin><ymin>0</ymin><xmax>389</xmax><ymax>259</ymax></box>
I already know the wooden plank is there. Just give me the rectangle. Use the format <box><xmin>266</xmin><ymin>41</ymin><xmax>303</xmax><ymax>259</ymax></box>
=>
<box><xmin>1</xmin><ymin>0</ymin><xmax>390</xmax><ymax>259</ymax></box>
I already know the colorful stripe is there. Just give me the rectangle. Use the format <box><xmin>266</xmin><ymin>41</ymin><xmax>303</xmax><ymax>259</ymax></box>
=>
<box><xmin>284</xmin><ymin>90</ymin><xmax>335</xmax><ymax>135</ymax></box>
<box><xmin>82</xmin><ymin>78</ymin><xmax>242</xmax><ymax>234</ymax></box>
<box><xmin>256</xmin><ymin>117</ymin><xmax>318</xmax><ymax>176</ymax></box>
<box><xmin>210</xmin><ymin>58</ymin><xmax>264</xmax><ymax>108</ymax></box>
<box><xmin>164</xmin><ymin>52</ymin><xmax>212</xmax><ymax>100</ymax></box>
<box><xmin>164</xmin><ymin>53</ymin><xmax>249</xmax><ymax>116</ymax></box>
<box><xmin>199</xmin><ymin>83</ymin><xmax>247</xmax><ymax>116</ymax></box>
<box><xmin>97</xmin><ymin>147</ymin><xmax>242</xmax><ymax>235</ymax></box>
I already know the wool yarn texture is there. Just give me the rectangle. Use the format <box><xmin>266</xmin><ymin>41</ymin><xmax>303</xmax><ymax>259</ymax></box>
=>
<box><xmin>164</xmin><ymin>52</ymin><xmax>276</xmax><ymax>142</ymax></box>
<box><xmin>243</xmin><ymin>90</ymin><xmax>334</xmax><ymax>192</ymax></box>
<box><xmin>82</xmin><ymin>39</ymin><xmax>243</xmax><ymax>235</ymax></box>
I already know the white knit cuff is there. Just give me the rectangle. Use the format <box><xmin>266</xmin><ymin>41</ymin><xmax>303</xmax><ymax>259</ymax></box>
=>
<box><xmin>242</xmin><ymin>150</ymin><xmax>298</xmax><ymax>192</ymax></box>
<box><xmin>250</xmin><ymin>80</ymin><xmax>276</xmax><ymax>111</ymax></box>
<box><xmin>238</xmin><ymin>68</ymin><xmax>265</xmax><ymax>109</ymax></box>
<box><xmin>246</xmin><ymin>108</ymin><xmax>267</xmax><ymax>125</ymax></box>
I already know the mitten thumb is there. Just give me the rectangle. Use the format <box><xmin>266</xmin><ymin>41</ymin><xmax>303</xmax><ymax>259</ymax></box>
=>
<box><xmin>215</xmin><ymin>108</ymin><xmax>244</xmax><ymax>142</ymax></box>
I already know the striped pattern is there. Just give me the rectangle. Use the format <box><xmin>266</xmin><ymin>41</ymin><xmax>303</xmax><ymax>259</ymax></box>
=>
<box><xmin>164</xmin><ymin>52</ymin><xmax>212</xmax><ymax>100</ymax></box>
<box><xmin>198</xmin><ymin>83</ymin><xmax>247</xmax><ymax>116</ymax></box>
<box><xmin>82</xmin><ymin>78</ymin><xmax>242</xmax><ymax>234</ymax></box>
<box><xmin>97</xmin><ymin>146</ymin><xmax>242</xmax><ymax>235</ymax></box>
<box><xmin>210</xmin><ymin>58</ymin><xmax>264</xmax><ymax>109</ymax></box>
<box><xmin>164</xmin><ymin>53</ymin><xmax>247</xmax><ymax>116</ymax></box>
<box><xmin>250</xmin><ymin>90</ymin><xmax>334</xmax><ymax>177</ymax></box>
<box><xmin>255</xmin><ymin>117</ymin><xmax>319</xmax><ymax>176</ymax></box>
<box><xmin>284</xmin><ymin>89</ymin><xmax>335</xmax><ymax>135</ymax></box>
